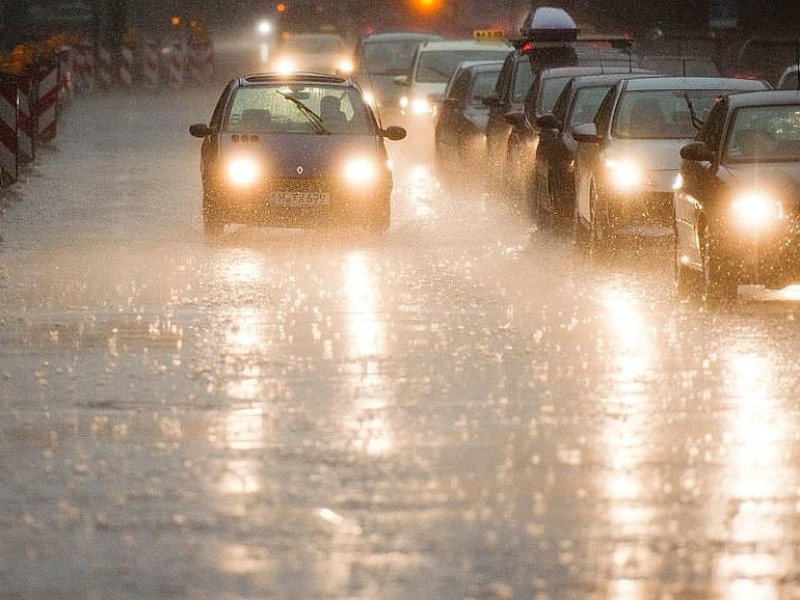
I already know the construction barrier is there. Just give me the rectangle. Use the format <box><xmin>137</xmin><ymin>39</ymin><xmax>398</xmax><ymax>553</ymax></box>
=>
<box><xmin>0</xmin><ymin>80</ymin><xmax>18</xmax><ymax>184</ymax></box>
<box><xmin>119</xmin><ymin>44</ymin><xmax>134</xmax><ymax>89</ymax></box>
<box><xmin>142</xmin><ymin>36</ymin><xmax>159</xmax><ymax>87</ymax></box>
<box><xmin>17</xmin><ymin>77</ymin><xmax>34</xmax><ymax>163</ymax></box>
<box><xmin>188</xmin><ymin>40</ymin><xmax>213</xmax><ymax>84</ymax></box>
<box><xmin>96</xmin><ymin>44</ymin><xmax>113</xmax><ymax>88</ymax></box>
<box><xmin>34</xmin><ymin>60</ymin><xmax>59</xmax><ymax>141</ymax></box>
<box><xmin>166</xmin><ymin>35</ymin><xmax>186</xmax><ymax>88</ymax></box>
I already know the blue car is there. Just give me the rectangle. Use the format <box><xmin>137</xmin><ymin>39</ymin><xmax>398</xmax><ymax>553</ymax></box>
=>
<box><xmin>189</xmin><ymin>72</ymin><xmax>406</xmax><ymax>235</ymax></box>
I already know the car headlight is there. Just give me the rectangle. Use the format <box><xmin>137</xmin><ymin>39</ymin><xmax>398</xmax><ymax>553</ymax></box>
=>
<box><xmin>337</xmin><ymin>58</ymin><xmax>354</xmax><ymax>74</ymax></box>
<box><xmin>731</xmin><ymin>191</ymin><xmax>784</xmax><ymax>230</ymax></box>
<box><xmin>226</xmin><ymin>155</ymin><xmax>261</xmax><ymax>187</ymax></box>
<box><xmin>605</xmin><ymin>158</ymin><xmax>645</xmax><ymax>191</ymax></box>
<box><xmin>343</xmin><ymin>157</ymin><xmax>379</xmax><ymax>186</ymax></box>
<box><xmin>256</xmin><ymin>20</ymin><xmax>272</xmax><ymax>36</ymax></box>
<box><xmin>411</xmin><ymin>97</ymin><xmax>432</xmax><ymax>115</ymax></box>
<box><xmin>362</xmin><ymin>90</ymin><xmax>375</xmax><ymax>107</ymax></box>
<box><xmin>275</xmin><ymin>58</ymin><xmax>295</xmax><ymax>74</ymax></box>
<box><xmin>399</xmin><ymin>96</ymin><xmax>409</xmax><ymax>109</ymax></box>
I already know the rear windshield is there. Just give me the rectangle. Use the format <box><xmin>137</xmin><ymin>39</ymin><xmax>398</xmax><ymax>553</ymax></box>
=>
<box><xmin>227</xmin><ymin>84</ymin><xmax>372</xmax><ymax>134</ymax></box>
<box><xmin>416</xmin><ymin>48</ymin><xmax>510</xmax><ymax>83</ymax></box>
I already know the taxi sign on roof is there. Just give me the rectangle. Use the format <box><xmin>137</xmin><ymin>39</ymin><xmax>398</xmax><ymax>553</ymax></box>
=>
<box><xmin>473</xmin><ymin>29</ymin><xmax>505</xmax><ymax>41</ymax></box>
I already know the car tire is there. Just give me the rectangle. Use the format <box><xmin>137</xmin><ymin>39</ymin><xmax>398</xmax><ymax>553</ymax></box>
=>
<box><xmin>701</xmin><ymin>224</ymin><xmax>737</xmax><ymax>304</ymax></box>
<box><xmin>584</xmin><ymin>180</ymin><xmax>612</xmax><ymax>258</ymax></box>
<box><xmin>534</xmin><ymin>173</ymin><xmax>553</xmax><ymax>230</ymax></box>
<box><xmin>202</xmin><ymin>191</ymin><xmax>224</xmax><ymax>237</ymax></box>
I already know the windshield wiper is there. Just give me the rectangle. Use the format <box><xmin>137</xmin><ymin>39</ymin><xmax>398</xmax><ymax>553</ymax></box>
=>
<box><xmin>277</xmin><ymin>91</ymin><xmax>331</xmax><ymax>135</ymax></box>
<box><xmin>683</xmin><ymin>92</ymin><xmax>704</xmax><ymax>131</ymax></box>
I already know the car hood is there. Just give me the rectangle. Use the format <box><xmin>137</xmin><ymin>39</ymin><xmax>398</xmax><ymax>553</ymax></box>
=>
<box><xmin>221</xmin><ymin>134</ymin><xmax>381</xmax><ymax>178</ymax></box>
<box><xmin>719</xmin><ymin>162</ymin><xmax>800</xmax><ymax>200</ymax></box>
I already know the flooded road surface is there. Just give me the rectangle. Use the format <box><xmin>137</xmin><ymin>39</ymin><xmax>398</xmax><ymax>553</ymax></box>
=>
<box><xmin>2</xmin><ymin>31</ymin><xmax>800</xmax><ymax>600</ymax></box>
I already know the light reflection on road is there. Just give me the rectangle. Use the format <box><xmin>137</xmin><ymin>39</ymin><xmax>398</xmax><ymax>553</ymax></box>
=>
<box><xmin>713</xmin><ymin>348</ymin><xmax>794</xmax><ymax>599</ymax></box>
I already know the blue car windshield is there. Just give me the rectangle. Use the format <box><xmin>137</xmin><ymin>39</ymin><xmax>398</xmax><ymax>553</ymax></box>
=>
<box><xmin>227</xmin><ymin>85</ymin><xmax>372</xmax><ymax>134</ymax></box>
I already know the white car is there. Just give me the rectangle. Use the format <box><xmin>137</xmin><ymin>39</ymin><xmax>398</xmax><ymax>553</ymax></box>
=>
<box><xmin>393</xmin><ymin>38</ymin><xmax>511</xmax><ymax>133</ymax></box>
<box><xmin>270</xmin><ymin>33</ymin><xmax>353</xmax><ymax>76</ymax></box>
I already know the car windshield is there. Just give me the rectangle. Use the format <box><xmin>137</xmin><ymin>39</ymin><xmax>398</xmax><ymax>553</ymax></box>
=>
<box><xmin>613</xmin><ymin>89</ymin><xmax>725</xmax><ymax>139</ymax></box>
<box><xmin>364</xmin><ymin>40</ymin><xmax>428</xmax><ymax>75</ymax></box>
<box><xmin>416</xmin><ymin>48</ymin><xmax>509</xmax><ymax>83</ymax></box>
<box><xmin>282</xmin><ymin>34</ymin><xmax>345</xmax><ymax>54</ymax></box>
<box><xmin>724</xmin><ymin>104</ymin><xmax>800</xmax><ymax>163</ymax></box>
<box><xmin>226</xmin><ymin>84</ymin><xmax>372</xmax><ymax>134</ymax></box>
<box><xmin>568</xmin><ymin>85</ymin><xmax>613</xmax><ymax>127</ymax></box>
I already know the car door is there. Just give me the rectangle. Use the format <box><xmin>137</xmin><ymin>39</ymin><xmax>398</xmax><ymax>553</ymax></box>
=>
<box><xmin>484</xmin><ymin>52</ymin><xmax>515</xmax><ymax>170</ymax></box>
<box><xmin>436</xmin><ymin>69</ymin><xmax>471</xmax><ymax>164</ymax></box>
<box><xmin>574</xmin><ymin>83</ymin><xmax>617</xmax><ymax>226</ymax></box>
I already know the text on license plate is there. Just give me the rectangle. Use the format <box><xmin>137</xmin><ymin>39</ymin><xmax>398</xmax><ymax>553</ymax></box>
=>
<box><xmin>269</xmin><ymin>191</ymin><xmax>330</xmax><ymax>206</ymax></box>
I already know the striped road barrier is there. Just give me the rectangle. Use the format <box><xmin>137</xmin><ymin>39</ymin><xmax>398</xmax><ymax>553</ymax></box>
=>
<box><xmin>35</xmin><ymin>60</ymin><xmax>59</xmax><ymax>141</ymax></box>
<box><xmin>17</xmin><ymin>77</ymin><xmax>34</xmax><ymax>163</ymax></box>
<box><xmin>0</xmin><ymin>80</ymin><xmax>18</xmax><ymax>183</ymax></box>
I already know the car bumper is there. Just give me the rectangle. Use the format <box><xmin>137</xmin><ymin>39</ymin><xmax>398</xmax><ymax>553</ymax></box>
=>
<box><xmin>605</xmin><ymin>191</ymin><xmax>674</xmax><ymax>230</ymax></box>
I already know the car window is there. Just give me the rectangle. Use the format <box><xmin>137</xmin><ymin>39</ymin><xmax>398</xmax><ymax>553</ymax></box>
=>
<box><xmin>612</xmin><ymin>89</ymin><xmax>724</xmax><ymax>140</ymax></box>
<box><xmin>364</xmin><ymin>40</ymin><xmax>427</xmax><ymax>75</ymax></box>
<box><xmin>227</xmin><ymin>85</ymin><xmax>372</xmax><ymax>134</ymax></box>
<box><xmin>494</xmin><ymin>54</ymin><xmax>515</xmax><ymax>100</ymax></box>
<box><xmin>724</xmin><ymin>104</ymin><xmax>800</xmax><ymax>162</ymax></box>
<box><xmin>470</xmin><ymin>70</ymin><xmax>501</xmax><ymax>104</ymax></box>
<box><xmin>568</xmin><ymin>84</ymin><xmax>614</xmax><ymax>127</ymax></box>
<box><xmin>593</xmin><ymin>86</ymin><xmax>616</xmax><ymax>135</ymax></box>
<box><xmin>416</xmin><ymin>49</ymin><xmax>510</xmax><ymax>84</ymax></box>
<box><xmin>512</xmin><ymin>61</ymin><xmax>534</xmax><ymax>103</ymax></box>
<box><xmin>538</xmin><ymin>76</ymin><xmax>573</xmax><ymax>115</ymax></box>
<box><xmin>550</xmin><ymin>79</ymin><xmax>573</xmax><ymax>120</ymax></box>
<box><xmin>778</xmin><ymin>69</ymin><xmax>800</xmax><ymax>91</ymax></box>
<box><xmin>446</xmin><ymin>70</ymin><xmax>471</xmax><ymax>101</ymax></box>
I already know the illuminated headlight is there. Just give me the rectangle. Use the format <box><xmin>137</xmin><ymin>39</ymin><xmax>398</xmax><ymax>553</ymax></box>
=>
<box><xmin>672</xmin><ymin>173</ymin><xmax>683</xmax><ymax>191</ymax></box>
<box><xmin>256</xmin><ymin>20</ymin><xmax>272</xmax><ymax>35</ymax></box>
<box><xmin>362</xmin><ymin>90</ymin><xmax>375</xmax><ymax>106</ymax></box>
<box><xmin>275</xmin><ymin>58</ymin><xmax>295</xmax><ymax>74</ymax></box>
<box><xmin>731</xmin><ymin>192</ymin><xmax>784</xmax><ymax>230</ymax></box>
<box><xmin>337</xmin><ymin>58</ymin><xmax>354</xmax><ymax>74</ymax></box>
<box><xmin>605</xmin><ymin>158</ymin><xmax>645</xmax><ymax>191</ymax></box>
<box><xmin>411</xmin><ymin>97</ymin><xmax>432</xmax><ymax>115</ymax></box>
<box><xmin>343</xmin><ymin>157</ymin><xmax>379</xmax><ymax>186</ymax></box>
<box><xmin>399</xmin><ymin>96</ymin><xmax>409</xmax><ymax>109</ymax></box>
<box><xmin>226</xmin><ymin>156</ymin><xmax>261</xmax><ymax>187</ymax></box>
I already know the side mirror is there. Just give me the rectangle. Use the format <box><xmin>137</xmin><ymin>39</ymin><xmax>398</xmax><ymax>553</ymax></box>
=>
<box><xmin>680</xmin><ymin>141</ymin><xmax>716</xmax><ymax>162</ymax></box>
<box><xmin>503</xmin><ymin>109</ymin><xmax>526</xmax><ymax>127</ymax></box>
<box><xmin>536</xmin><ymin>113</ymin><xmax>562</xmax><ymax>130</ymax></box>
<box><xmin>572</xmin><ymin>122</ymin><xmax>600</xmax><ymax>143</ymax></box>
<box><xmin>393</xmin><ymin>75</ymin><xmax>409</xmax><ymax>87</ymax></box>
<box><xmin>189</xmin><ymin>123</ymin><xmax>212</xmax><ymax>138</ymax></box>
<box><xmin>381</xmin><ymin>125</ymin><xmax>407</xmax><ymax>141</ymax></box>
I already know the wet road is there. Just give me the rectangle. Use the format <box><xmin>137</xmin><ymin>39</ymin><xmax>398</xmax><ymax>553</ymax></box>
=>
<box><xmin>3</xmin><ymin>32</ymin><xmax>800</xmax><ymax>600</ymax></box>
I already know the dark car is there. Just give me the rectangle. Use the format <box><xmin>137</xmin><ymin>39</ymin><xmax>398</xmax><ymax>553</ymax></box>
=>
<box><xmin>189</xmin><ymin>72</ymin><xmax>406</xmax><ymax>236</ymax></box>
<box><xmin>673</xmin><ymin>90</ymin><xmax>800</xmax><ymax>302</ymax></box>
<box><xmin>572</xmin><ymin>75</ymin><xmax>770</xmax><ymax>255</ymax></box>
<box><xmin>434</xmin><ymin>59</ymin><xmax>503</xmax><ymax>182</ymax></box>
<box><xmin>531</xmin><ymin>70</ymin><xmax>658</xmax><ymax>229</ymax></box>
<box><xmin>503</xmin><ymin>65</ymin><xmax>652</xmax><ymax>208</ymax></box>
<box><xmin>723</xmin><ymin>36</ymin><xmax>800</xmax><ymax>87</ymax></box>
<box><xmin>482</xmin><ymin>6</ymin><xmax>638</xmax><ymax>185</ymax></box>
<box><xmin>350</xmin><ymin>31</ymin><xmax>444</xmax><ymax>118</ymax></box>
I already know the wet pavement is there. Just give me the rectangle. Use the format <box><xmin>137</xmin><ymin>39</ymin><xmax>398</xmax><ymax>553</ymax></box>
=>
<box><xmin>2</xmin><ymin>32</ymin><xmax>800</xmax><ymax>600</ymax></box>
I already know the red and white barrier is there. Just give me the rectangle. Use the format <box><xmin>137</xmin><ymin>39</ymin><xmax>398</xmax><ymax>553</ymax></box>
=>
<box><xmin>166</xmin><ymin>38</ymin><xmax>186</xmax><ymax>88</ymax></box>
<box><xmin>119</xmin><ymin>44</ymin><xmax>134</xmax><ymax>89</ymax></box>
<box><xmin>142</xmin><ymin>36</ymin><xmax>159</xmax><ymax>87</ymax></box>
<box><xmin>17</xmin><ymin>78</ymin><xmax>34</xmax><ymax>163</ymax></box>
<box><xmin>0</xmin><ymin>81</ymin><xmax>18</xmax><ymax>183</ymax></box>
<box><xmin>57</xmin><ymin>46</ymin><xmax>74</xmax><ymax>110</ymax></box>
<box><xmin>188</xmin><ymin>41</ymin><xmax>213</xmax><ymax>84</ymax></box>
<box><xmin>35</xmin><ymin>61</ymin><xmax>59</xmax><ymax>141</ymax></box>
<box><xmin>97</xmin><ymin>44</ymin><xmax>113</xmax><ymax>87</ymax></box>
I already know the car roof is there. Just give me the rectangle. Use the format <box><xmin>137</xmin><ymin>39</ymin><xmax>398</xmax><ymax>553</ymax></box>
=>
<box><xmin>539</xmin><ymin>65</ymin><xmax>645</xmax><ymax>79</ymax></box>
<box><xmin>724</xmin><ymin>89</ymin><xmax>800</xmax><ymax>108</ymax></box>
<box><xmin>621</xmin><ymin>76</ymin><xmax>769</xmax><ymax>91</ymax></box>
<box><xmin>455</xmin><ymin>59</ymin><xmax>505</xmax><ymax>71</ymax></box>
<box><xmin>569</xmin><ymin>71</ymin><xmax>660</xmax><ymax>87</ymax></box>
<box><xmin>417</xmin><ymin>39</ymin><xmax>512</xmax><ymax>52</ymax></box>
<box><xmin>238</xmin><ymin>72</ymin><xmax>355</xmax><ymax>88</ymax></box>
<box><xmin>361</xmin><ymin>32</ymin><xmax>443</xmax><ymax>43</ymax></box>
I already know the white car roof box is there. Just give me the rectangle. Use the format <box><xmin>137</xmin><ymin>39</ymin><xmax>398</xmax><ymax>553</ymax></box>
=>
<box><xmin>520</xmin><ymin>6</ymin><xmax>579</xmax><ymax>42</ymax></box>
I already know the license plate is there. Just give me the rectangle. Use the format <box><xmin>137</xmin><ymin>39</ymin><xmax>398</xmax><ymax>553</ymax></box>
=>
<box><xmin>269</xmin><ymin>191</ymin><xmax>330</xmax><ymax>207</ymax></box>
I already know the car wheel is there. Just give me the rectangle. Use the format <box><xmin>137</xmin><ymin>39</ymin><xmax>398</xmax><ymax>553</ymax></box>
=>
<box><xmin>585</xmin><ymin>180</ymin><xmax>612</xmax><ymax>257</ymax></box>
<box><xmin>534</xmin><ymin>173</ymin><xmax>553</xmax><ymax>230</ymax></box>
<box><xmin>202</xmin><ymin>191</ymin><xmax>224</xmax><ymax>237</ymax></box>
<box><xmin>701</xmin><ymin>223</ymin><xmax>737</xmax><ymax>304</ymax></box>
